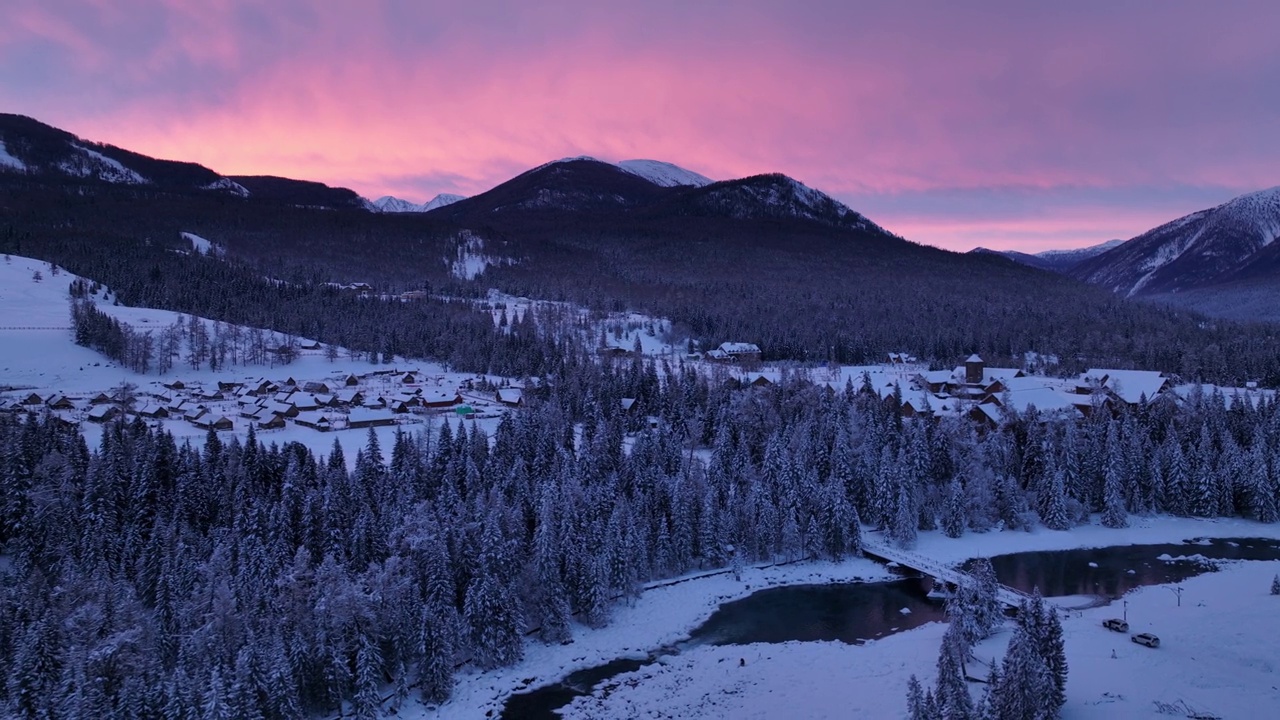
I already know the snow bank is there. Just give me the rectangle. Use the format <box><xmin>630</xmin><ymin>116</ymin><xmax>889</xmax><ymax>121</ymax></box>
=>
<box><xmin>558</xmin><ymin>560</ymin><xmax>1280</xmax><ymax>719</ymax></box>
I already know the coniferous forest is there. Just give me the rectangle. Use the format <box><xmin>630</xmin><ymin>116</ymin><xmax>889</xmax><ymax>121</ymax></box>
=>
<box><xmin>1</xmin><ymin>349</ymin><xmax>1277</xmax><ymax>717</ymax></box>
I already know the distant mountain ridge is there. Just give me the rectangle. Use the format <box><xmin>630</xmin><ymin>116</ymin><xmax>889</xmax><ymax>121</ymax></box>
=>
<box><xmin>969</xmin><ymin>239</ymin><xmax>1124</xmax><ymax>273</ymax></box>
<box><xmin>1071</xmin><ymin>187</ymin><xmax>1280</xmax><ymax>297</ymax></box>
<box><xmin>368</xmin><ymin>193</ymin><xmax>466</xmax><ymax>213</ymax></box>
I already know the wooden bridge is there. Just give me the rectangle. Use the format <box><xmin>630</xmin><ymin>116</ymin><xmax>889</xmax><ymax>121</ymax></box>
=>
<box><xmin>862</xmin><ymin>537</ymin><xmax>1032</xmax><ymax>609</ymax></box>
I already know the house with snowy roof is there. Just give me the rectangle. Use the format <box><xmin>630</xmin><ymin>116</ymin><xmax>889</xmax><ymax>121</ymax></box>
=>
<box><xmin>87</xmin><ymin>404</ymin><xmax>119</xmax><ymax>423</ymax></box>
<box><xmin>294</xmin><ymin>411</ymin><xmax>332</xmax><ymax>431</ymax></box>
<box><xmin>1076</xmin><ymin>369</ymin><xmax>1168</xmax><ymax>406</ymax></box>
<box><xmin>192</xmin><ymin>414</ymin><xmax>233</xmax><ymax>431</ymax></box>
<box><xmin>497</xmin><ymin>388</ymin><xmax>524</xmax><ymax>407</ymax></box>
<box><xmin>715</xmin><ymin>342</ymin><xmax>761</xmax><ymax>363</ymax></box>
<box><xmin>347</xmin><ymin>407</ymin><xmax>397</xmax><ymax>429</ymax></box>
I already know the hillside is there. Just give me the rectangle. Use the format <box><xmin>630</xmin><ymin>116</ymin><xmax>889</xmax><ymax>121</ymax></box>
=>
<box><xmin>1072</xmin><ymin>187</ymin><xmax>1280</xmax><ymax>296</ymax></box>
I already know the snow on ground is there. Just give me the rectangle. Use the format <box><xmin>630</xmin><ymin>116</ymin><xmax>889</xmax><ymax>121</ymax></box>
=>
<box><xmin>180</xmin><ymin>231</ymin><xmax>223</xmax><ymax>256</ymax></box>
<box><xmin>407</xmin><ymin>517</ymin><xmax>1280</xmax><ymax>720</ymax></box>
<box><xmin>412</xmin><ymin>558</ymin><xmax>895</xmax><ymax>720</ymax></box>
<box><xmin>560</xmin><ymin>559</ymin><xmax>1280</xmax><ymax>720</ymax></box>
<box><xmin>0</xmin><ymin>255</ymin><xmax>514</xmax><ymax>465</ymax></box>
<box><xmin>0</xmin><ymin>139</ymin><xmax>25</xmax><ymax>171</ymax></box>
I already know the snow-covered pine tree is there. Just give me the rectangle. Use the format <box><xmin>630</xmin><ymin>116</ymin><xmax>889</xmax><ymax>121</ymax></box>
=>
<box><xmin>889</xmin><ymin>470</ymin><xmax>918</xmax><ymax>549</ymax></box>
<box><xmin>905</xmin><ymin>674</ymin><xmax>927</xmax><ymax>720</ymax></box>
<box><xmin>935</xmin><ymin>623</ymin><xmax>975</xmax><ymax>719</ymax></box>
<box><xmin>1271</xmin><ymin>574</ymin><xmax>1280</xmax><ymax>596</ymax></box>
<box><xmin>463</xmin><ymin>569</ymin><xmax>524</xmax><ymax>670</ymax></box>
<box><xmin>1041</xmin><ymin>467</ymin><xmax>1071</xmax><ymax>531</ymax></box>
<box><xmin>942</xmin><ymin>476</ymin><xmax>967</xmax><ymax>538</ymax></box>
<box><xmin>992</xmin><ymin>619</ymin><xmax>1055</xmax><ymax>720</ymax></box>
<box><xmin>1101</xmin><ymin>453</ymin><xmax>1128</xmax><ymax>529</ymax></box>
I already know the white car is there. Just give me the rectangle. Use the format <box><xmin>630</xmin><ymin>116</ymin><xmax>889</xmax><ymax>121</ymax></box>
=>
<box><xmin>1102</xmin><ymin>618</ymin><xmax>1129</xmax><ymax>633</ymax></box>
<box><xmin>1131</xmin><ymin>632</ymin><xmax>1160</xmax><ymax>648</ymax></box>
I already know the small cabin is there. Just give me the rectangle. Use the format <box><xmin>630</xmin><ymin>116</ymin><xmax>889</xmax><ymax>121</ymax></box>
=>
<box><xmin>421</xmin><ymin>390</ymin><xmax>460</xmax><ymax>409</ymax></box>
<box><xmin>45</xmin><ymin>394</ymin><xmax>75</xmax><ymax>410</ymax></box>
<box><xmin>162</xmin><ymin>379</ymin><xmax>186</xmax><ymax>391</ymax></box>
<box><xmin>496</xmin><ymin>388</ymin><xmax>524</xmax><ymax>407</ymax></box>
<box><xmin>192</xmin><ymin>415</ymin><xmax>233</xmax><ymax>431</ymax></box>
<box><xmin>256</xmin><ymin>414</ymin><xmax>286</xmax><ymax>430</ymax></box>
<box><xmin>303</xmin><ymin>381</ymin><xmax>331</xmax><ymax>395</ymax></box>
<box><xmin>295</xmin><ymin>412</ymin><xmax>332</xmax><ymax>432</ymax></box>
<box><xmin>135</xmin><ymin>402</ymin><xmax>169</xmax><ymax>419</ymax></box>
<box><xmin>347</xmin><ymin>408</ymin><xmax>397</xmax><ymax>429</ymax></box>
<box><xmin>87</xmin><ymin>405</ymin><xmax>119</xmax><ymax>423</ymax></box>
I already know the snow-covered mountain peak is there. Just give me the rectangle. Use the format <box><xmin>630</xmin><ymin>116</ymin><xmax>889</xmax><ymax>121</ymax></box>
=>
<box><xmin>367</xmin><ymin>192</ymin><xmax>468</xmax><ymax>213</ymax></box>
<box><xmin>1071</xmin><ymin>185</ymin><xmax>1280</xmax><ymax>296</ymax></box>
<box><xmin>422</xmin><ymin>193</ymin><xmax>465</xmax><ymax>211</ymax></box>
<box><xmin>1036</xmin><ymin>239</ymin><xmax>1124</xmax><ymax>260</ymax></box>
<box><xmin>616</xmin><ymin>159</ymin><xmax>713</xmax><ymax>187</ymax></box>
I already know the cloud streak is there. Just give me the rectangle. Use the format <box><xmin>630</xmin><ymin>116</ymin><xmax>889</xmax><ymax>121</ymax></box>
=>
<box><xmin>2</xmin><ymin>0</ymin><xmax>1278</xmax><ymax>251</ymax></box>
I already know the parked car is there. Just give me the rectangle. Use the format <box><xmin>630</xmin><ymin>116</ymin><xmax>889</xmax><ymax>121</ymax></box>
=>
<box><xmin>1103</xmin><ymin>618</ymin><xmax>1130</xmax><ymax>633</ymax></box>
<box><xmin>1131</xmin><ymin>632</ymin><xmax>1160</xmax><ymax>648</ymax></box>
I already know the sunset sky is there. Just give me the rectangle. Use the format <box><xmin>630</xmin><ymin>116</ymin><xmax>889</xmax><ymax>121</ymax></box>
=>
<box><xmin>3</xmin><ymin>1</ymin><xmax>1278</xmax><ymax>252</ymax></box>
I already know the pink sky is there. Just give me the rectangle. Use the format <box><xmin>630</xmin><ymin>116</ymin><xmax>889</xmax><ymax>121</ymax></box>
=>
<box><xmin>3</xmin><ymin>1</ymin><xmax>1279</xmax><ymax>252</ymax></box>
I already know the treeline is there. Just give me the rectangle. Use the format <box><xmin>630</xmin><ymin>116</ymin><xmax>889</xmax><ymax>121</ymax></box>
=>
<box><xmin>1</xmin><ymin>355</ymin><xmax>1279</xmax><ymax>717</ymax></box>
<box><xmin>5</xmin><ymin>176</ymin><xmax>1280</xmax><ymax>386</ymax></box>
<box><xmin>2</xmin><ymin>223</ymin><xmax>557</xmax><ymax>379</ymax></box>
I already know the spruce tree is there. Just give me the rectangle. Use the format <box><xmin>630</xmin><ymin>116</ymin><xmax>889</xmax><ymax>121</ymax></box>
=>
<box><xmin>935</xmin><ymin>624</ymin><xmax>975</xmax><ymax>719</ymax></box>
<box><xmin>1271</xmin><ymin>574</ymin><xmax>1280</xmax><ymax>596</ymax></box>
<box><xmin>1101</xmin><ymin>457</ymin><xmax>1128</xmax><ymax>529</ymax></box>
<box><xmin>1041</xmin><ymin>468</ymin><xmax>1070</xmax><ymax>531</ymax></box>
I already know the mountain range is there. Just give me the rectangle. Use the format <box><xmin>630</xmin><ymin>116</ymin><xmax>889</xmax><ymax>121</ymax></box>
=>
<box><xmin>969</xmin><ymin>239</ymin><xmax>1124</xmax><ymax>273</ymax></box>
<box><xmin>1</xmin><ymin>111</ymin><xmax>1279</xmax><ymax>367</ymax></box>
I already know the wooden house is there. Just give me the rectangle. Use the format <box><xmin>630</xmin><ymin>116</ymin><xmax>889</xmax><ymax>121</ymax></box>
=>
<box><xmin>135</xmin><ymin>402</ymin><xmax>169</xmax><ymax>419</ymax></box>
<box><xmin>343</xmin><ymin>373</ymin><xmax>360</xmax><ymax>387</ymax></box>
<box><xmin>87</xmin><ymin>405</ymin><xmax>119</xmax><ymax>423</ymax></box>
<box><xmin>264</xmin><ymin>401</ymin><xmax>299</xmax><ymax>419</ymax></box>
<box><xmin>20</xmin><ymin>392</ymin><xmax>43</xmax><ymax>406</ymax></box>
<box><xmin>400</xmin><ymin>372</ymin><xmax>418</xmax><ymax>384</ymax></box>
<box><xmin>496</xmin><ymin>388</ymin><xmax>524</xmax><ymax>407</ymax></box>
<box><xmin>291</xmin><ymin>394</ymin><xmax>321</xmax><ymax>412</ymax></box>
<box><xmin>334</xmin><ymin>388</ymin><xmax>364</xmax><ymax>406</ymax></box>
<box><xmin>162</xmin><ymin>379</ymin><xmax>186</xmax><ymax>391</ymax></box>
<box><xmin>302</xmin><ymin>381</ymin><xmax>331</xmax><ymax>394</ymax></box>
<box><xmin>254</xmin><ymin>412</ymin><xmax>286</xmax><ymax>430</ymax></box>
<box><xmin>620</xmin><ymin>397</ymin><xmax>637</xmax><ymax>413</ymax></box>
<box><xmin>295</xmin><ymin>412</ymin><xmax>332</xmax><ymax>432</ymax></box>
<box><xmin>87</xmin><ymin>391</ymin><xmax>112</xmax><ymax>405</ymax></box>
<box><xmin>347</xmin><ymin>408</ymin><xmax>397</xmax><ymax>429</ymax></box>
<box><xmin>716</xmin><ymin>342</ymin><xmax>761</xmax><ymax>364</ymax></box>
<box><xmin>422</xmin><ymin>389</ymin><xmax>461</xmax><ymax>409</ymax></box>
<box><xmin>192</xmin><ymin>387</ymin><xmax>223</xmax><ymax>401</ymax></box>
<box><xmin>45</xmin><ymin>394</ymin><xmax>75</xmax><ymax>410</ymax></box>
<box><xmin>192</xmin><ymin>415</ymin><xmax>233</xmax><ymax>431</ymax></box>
<box><xmin>246</xmin><ymin>379</ymin><xmax>277</xmax><ymax>396</ymax></box>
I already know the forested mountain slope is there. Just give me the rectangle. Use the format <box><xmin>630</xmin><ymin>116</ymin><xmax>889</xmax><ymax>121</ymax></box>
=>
<box><xmin>1</xmin><ymin>115</ymin><xmax>1278</xmax><ymax>382</ymax></box>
